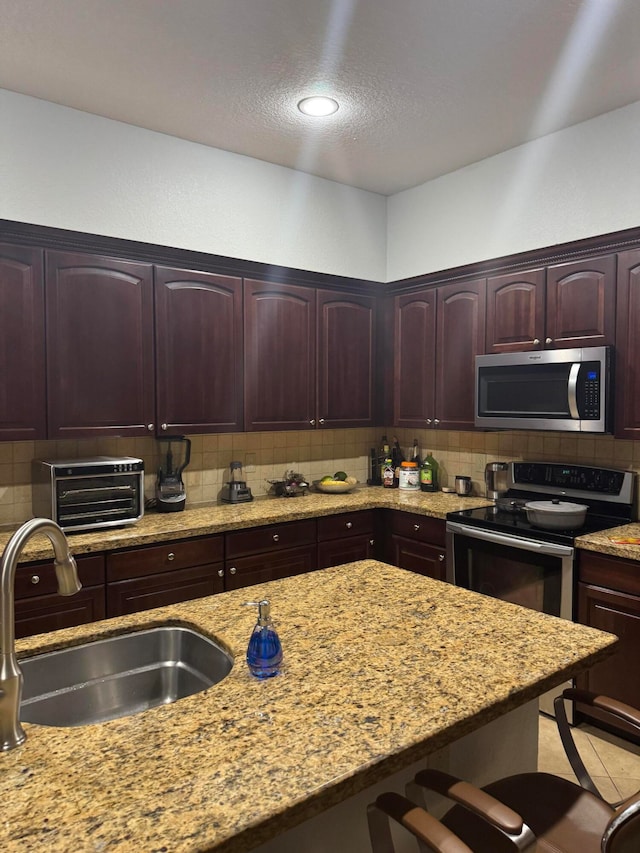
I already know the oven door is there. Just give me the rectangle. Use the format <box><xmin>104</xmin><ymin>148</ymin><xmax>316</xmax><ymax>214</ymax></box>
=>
<box><xmin>446</xmin><ymin>521</ymin><xmax>575</xmax><ymax>717</ymax></box>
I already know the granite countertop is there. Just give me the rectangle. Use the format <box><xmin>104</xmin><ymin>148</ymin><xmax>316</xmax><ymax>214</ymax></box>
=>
<box><xmin>575</xmin><ymin>522</ymin><xmax>640</xmax><ymax>559</ymax></box>
<box><xmin>0</xmin><ymin>487</ymin><xmax>492</xmax><ymax>563</ymax></box>
<box><xmin>4</xmin><ymin>560</ymin><xmax>617</xmax><ymax>853</ymax></box>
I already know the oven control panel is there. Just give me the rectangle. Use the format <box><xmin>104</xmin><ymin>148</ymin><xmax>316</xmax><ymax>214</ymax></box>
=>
<box><xmin>512</xmin><ymin>462</ymin><xmax>627</xmax><ymax>496</ymax></box>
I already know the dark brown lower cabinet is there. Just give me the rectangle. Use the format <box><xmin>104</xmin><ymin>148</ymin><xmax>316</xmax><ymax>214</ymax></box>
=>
<box><xmin>386</xmin><ymin>511</ymin><xmax>446</xmax><ymax>581</ymax></box>
<box><xmin>15</xmin><ymin>554</ymin><xmax>106</xmax><ymax>639</ymax></box>
<box><xmin>317</xmin><ymin>510</ymin><xmax>377</xmax><ymax>569</ymax></box>
<box><xmin>224</xmin><ymin>519</ymin><xmax>317</xmax><ymax>590</ymax></box>
<box><xmin>106</xmin><ymin>535</ymin><xmax>224</xmax><ymax>617</ymax></box>
<box><xmin>577</xmin><ymin>550</ymin><xmax>640</xmax><ymax>739</ymax></box>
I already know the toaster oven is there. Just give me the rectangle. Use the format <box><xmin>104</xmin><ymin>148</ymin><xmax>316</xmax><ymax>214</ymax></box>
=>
<box><xmin>32</xmin><ymin>457</ymin><xmax>144</xmax><ymax>532</ymax></box>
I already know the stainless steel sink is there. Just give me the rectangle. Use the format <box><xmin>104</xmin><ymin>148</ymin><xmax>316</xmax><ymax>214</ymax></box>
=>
<box><xmin>19</xmin><ymin>625</ymin><xmax>233</xmax><ymax>727</ymax></box>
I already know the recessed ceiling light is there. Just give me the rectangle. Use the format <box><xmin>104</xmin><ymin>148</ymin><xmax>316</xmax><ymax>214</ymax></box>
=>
<box><xmin>297</xmin><ymin>96</ymin><xmax>339</xmax><ymax>117</ymax></box>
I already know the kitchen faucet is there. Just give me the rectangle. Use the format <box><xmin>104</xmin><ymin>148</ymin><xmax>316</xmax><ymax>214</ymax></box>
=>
<box><xmin>0</xmin><ymin>518</ymin><xmax>81</xmax><ymax>752</ymax></box>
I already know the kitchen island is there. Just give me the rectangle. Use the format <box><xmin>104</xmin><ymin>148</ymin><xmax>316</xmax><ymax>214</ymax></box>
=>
<box><xmin>2</xmin><ymin>560</ymin><xmax>617</xmax><ymax>852</ymax></box>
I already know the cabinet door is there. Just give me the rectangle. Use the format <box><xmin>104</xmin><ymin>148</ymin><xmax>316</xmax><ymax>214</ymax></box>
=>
<box><xmin>15</xmin><ymin>587</ymin><xmax>106</xmax><ymax>639</ymax></box>
<box><xmin>155</xmin><ymin>266</ymin><xmax>243</xmax><ymax>434</ymax></box>
<box><xmin>244</xmin><ymin>280</ymin><xmax>316</xmax><ymax>431</ymax></box>
<box><xmin>393</xmin><ymin>290</ymin><xmax>436</xmax><ymax>428</ymax></box>
<box><xmin>389</xmin><ymin>536</ymin><xmax>446</xmax><ymax>581</ymax></box>
<box><xmin>0</xmin><ymin>244</ymin><xmax>46</xmax><ymax>440</ymax></box>
<box><xmin>107</xmin><ymin>563</ymin><xmax>224</xmax><ymax>616</ymax></box>
<box><xmin>546</xmin><ymin>255</ymin><xmax>616</xmax><ymax>348</ymax></box>
<box><xmin>615</xmin><ymin>249</ymin><xmax>640</xmax><ymax>439</ymax></box>
<box><xmin>46</xmin><ymin>251</ymin><xmax>154</xmax><ymax>438</ymax></box>
<box><xmin>225</xmin><ymin>544</ymin><xmax>317</xmax><ymax>590</ymax></box>
<box><xmin>435</xmin><ymin>279</ymin><xmax>486</xmax><ymax>430</ymax></box>
<box><xmin>317</xmin><ymin>536</ymin><xmax>376</xmax><ymax>569</ymax></box>
<box><xmin>485</xmin><ymin>268</ymin><xmax>545</xmax><ymax>353</ymax></box>
<box><xmin>577</xmin><ymin>582</ymin><xmax>640</xmax><ymax>737</ymax></box>
<box><xmin>316</xmin><ymin>290</ymin><xmax>376</xmax><ymax>428</ymax></box>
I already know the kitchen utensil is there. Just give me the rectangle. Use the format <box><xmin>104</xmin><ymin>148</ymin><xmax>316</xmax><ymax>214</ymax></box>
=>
<box><xmin>221</xmin><ymin>460</ymin><xmax>253</xmax><ymax>503</ymax></box>
<box><xmin>156</xmin><ymin>436</ymin><xmax>191</xmax><ymax>512</ymax></box>
<box><xmin>454</xmin><ymin>475</ymin><xmax>472</xmax><ymax>496</ymax></box>
<box><xmin>485</xmin><ymin>461</ymin><xmax>509</xmax><ymax>500</ymax></box>
<box><xmin>524</xmin><ymin>499</ymin><xmax>588</xmax><ymax>530</ymax></box>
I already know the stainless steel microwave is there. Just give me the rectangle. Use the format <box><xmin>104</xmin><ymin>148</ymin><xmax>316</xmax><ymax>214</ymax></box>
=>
<box><xmin>475</xmin><ymin>346</ymin><xmax>612</xmax><ymax>432</ymax></box>
<box><xmin>32</xmin><ymin>457</ymin><xmax>144</xmax><ymax>532</ymax></box>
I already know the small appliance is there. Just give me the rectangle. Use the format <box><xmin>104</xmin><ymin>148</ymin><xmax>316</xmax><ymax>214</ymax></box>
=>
<box><xmin>221</xmin><ymin>461</ymin><xmax>253</xmax><ymax>504</ymax></box>
<box><xmin>475</xmin><ymin>345</ymin><xmax>612</xmax><ymax>432</ymax></box>
<box><xmin>155</xmin><ymin>436</ymin><xmax>191</xmax><ymax>512</ymax></box>
<box><xmin>484</xmin><ymin>461</ymin><xmax>509</xmax><ymax>499</ymax></box>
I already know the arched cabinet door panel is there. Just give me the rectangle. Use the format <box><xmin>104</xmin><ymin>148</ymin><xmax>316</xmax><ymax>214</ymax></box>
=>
<box><xmin>485</xmin><ymin>268</ymin><xmax>545</xmax><ymax>353</ymax></box>
<box><xmin>546</xmin><ymin>255</ymin><xmax>616</xmax><ymax>348</ymax></box>
<box><xmin>393</xmin><ymin>290</ymin><xmax>436</xmax><ymax>428</ymax></box>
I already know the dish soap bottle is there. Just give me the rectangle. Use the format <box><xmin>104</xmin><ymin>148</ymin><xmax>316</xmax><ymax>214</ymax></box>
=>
<box><xmin>246</xmin><ymin>599</ymin><xmax>283</xmax><ymax>678</ymax></box>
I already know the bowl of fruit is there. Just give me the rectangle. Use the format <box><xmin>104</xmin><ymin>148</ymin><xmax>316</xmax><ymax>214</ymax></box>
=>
<box><xmin>314</xmin><ymin>472</ymin><xmax>358</xmax><ymax>493</ymax></box>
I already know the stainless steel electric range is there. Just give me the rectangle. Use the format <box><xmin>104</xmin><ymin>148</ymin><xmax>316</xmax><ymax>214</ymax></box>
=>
<box><xmin>445</xmin><ymin>461</ymin><xmax>635</xmax><ymax>717</ymax></box>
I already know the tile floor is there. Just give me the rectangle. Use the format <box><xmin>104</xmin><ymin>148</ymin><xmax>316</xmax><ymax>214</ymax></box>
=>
<box><xmin>538</xmin><ymin>713</ymin><xmax>640</xmax><ymax>802</ymax></box>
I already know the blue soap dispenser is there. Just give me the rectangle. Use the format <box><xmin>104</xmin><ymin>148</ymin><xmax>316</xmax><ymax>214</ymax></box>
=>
<box><xmin>246</xmin><ymin>599</ymin><xmax>283</xmax><ymax>678</ymax></box>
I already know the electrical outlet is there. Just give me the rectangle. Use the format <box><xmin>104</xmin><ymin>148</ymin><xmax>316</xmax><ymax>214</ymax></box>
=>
<box><xmin>245</xmin><ymin>452</ymin><xmax>256</xmax><ymax>473</ymax></box>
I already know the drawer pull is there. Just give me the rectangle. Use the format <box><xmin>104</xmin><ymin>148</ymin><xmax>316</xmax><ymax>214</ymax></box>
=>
<box><xmin>30</xmin><ymin>575</ymin><xmax>40</xmax><ymax>585</ymax></box>
<box><xmin>413</xmin><ymin>524</ymin><xmax>420</xmax><ymax>531</ymax></box>
<box><xmin>272</xmin><ymin>534</ymin><xmax>280</xmax><ymax>542</ymax></box>
<box><xmin>439</xmin><ymin>554</ymin><xmax>445</xmax><ymax>561</ymax></box>
<box><xmin>217</xmin><ymin>569</ymin><xmax>224</xmax><ymax>577</ymax></box>
<box><xmin>369</xmin><ymin>539</ymin><xmax>375</xmax><ymax>546</ymax></box>
<box><xmin>346</xmin><ymin>522</ymin><xmax>353</xmax><ymax>529</ymax></box>
<box><xmin>229</xmin><ymin>566</ymin><xmax>237</xmax><ymax>575</ymax></box>
<box><xmin>167</xmin><ymin>552</ymin><xmax>175</xmax><ymax>561</ymax></box>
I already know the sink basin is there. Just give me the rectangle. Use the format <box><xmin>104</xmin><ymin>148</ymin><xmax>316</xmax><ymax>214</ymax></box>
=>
<box><xmin>19</xmin><ymin>625</ymin><xmax>233</xmax><ymax>727</ymax></box>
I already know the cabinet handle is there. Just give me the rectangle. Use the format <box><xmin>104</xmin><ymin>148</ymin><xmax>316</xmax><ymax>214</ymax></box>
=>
<box><xmin>369</xmin><ymin>539</ymin><xmax>375</xmax><ymax>546</ymax></box>
<box><xmin>413</xmin><ymin>524</ymin><xmax>420</xmax><ymax>531</ymax></box>
<box><xmin>167</xmin><ymin>552</ymin><xmax>175</xmax><ymax>561</ymax></box>
<box><xmin>533</xmin><ymin>338</ymin><xmax>540</xmax><ymax>346</ymax></box>
<box><xmin>434</xmin><ymin>418</ymin><xmax>440</xmax><ymax>425</ymax></box>
<box><xmin>30</xmin><ymin>575</ymin><xmax>40</xmax><ymax>585</ymax></box>
<box><xmin>426</xmin><ymin>418</ymin><xmax>432</xmax><ymax>425</ymax></box>
<box><xmin>346</xmin><ymin>522</ymin><xmax>353</xmax><ymax>529</ymax></box>
<box><xmin>309</xmin><ymin>419</ymin><xmax>316</xmax><ymax>426</ymax></box>
<box><xmin>217</xmin><ymin>568</ymin><xmax>224</xmax><ymax>578</ymax></box>
<box><xmin>229</xmin><ymin>566</ymin><xmax>237</xmax><ymax>575</ymax></box>
<box><xmin>438</xmin><ymin>554</ymin><xmax>445</xmax><ymax>561</ymax></box>
<box><xmin>147</xmin><ymin>423</ymin><xmax>154</xmax><ymax>431</ymax></box>
<box><xmin>318</xmin><ymin>418</ymin><xmax>325</xmax><ymax>425</ymax></box>
<box><xmin>161</xmin><ymin>423</ymin><xmax>168</xmax><ymax>431</ymax></box>
<box><xmin>545</xmin><ymin>337</ymin><xmax>553</xmax><ymax>345</ymax></box>
<box><xmin>272</xmin><ymin>533</ymin><xmax>280</xmax><ymax>542</ymax></box>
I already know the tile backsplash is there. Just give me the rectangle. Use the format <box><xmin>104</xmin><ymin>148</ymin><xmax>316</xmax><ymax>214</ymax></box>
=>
<box><xmin>2</xmin><ymin>428</ymin><xmax>640</xmax><ymax>528</ymax></box>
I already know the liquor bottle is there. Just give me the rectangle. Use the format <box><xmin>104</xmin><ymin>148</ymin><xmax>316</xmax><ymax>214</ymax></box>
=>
<box><xmin>420</xmin><ymin>451</ymin><xmax>439</xmax><ymax>492</ymax></box>
<box><xmin>379</xmin><ymin>434</ymin><xmax>390</xmax><ymax>483</ymax></box>
<box><xmin>411</xmin><ymin>438</ymin><xmax>421</xmax><ymax>466</ymax></box>
<box><xmin>382</xmin><ymin>453</ymin><xmax>395</xmax><ymax>488</ymax></box>
<box><xmin>391</xmin><ymin>437</ymin><xmax>404</xmax><ymax>489</ymax></box>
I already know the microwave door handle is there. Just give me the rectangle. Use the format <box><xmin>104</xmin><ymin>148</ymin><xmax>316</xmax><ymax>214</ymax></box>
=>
<box><xmin>446</xmin><ymin>521</ymin><xmax>574</xmax><ymax>557</ymax></box>
<box><xmin>568</xmin><ymin>363</ymin><xmax>580</xmax><ymax>419</ymax></box>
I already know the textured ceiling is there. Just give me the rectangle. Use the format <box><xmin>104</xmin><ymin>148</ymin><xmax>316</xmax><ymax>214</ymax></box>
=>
<box><xmin>2</xmin><ymin>0</ymin><xmax>640</xmax><ymax>195</ymax></box>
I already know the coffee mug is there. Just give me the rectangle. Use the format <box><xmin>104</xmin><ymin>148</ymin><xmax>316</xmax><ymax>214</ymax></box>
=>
<box><xmin>454</xmin><ymin>475</ymin><xmax>472</xmax><ymax>496</ymax></box>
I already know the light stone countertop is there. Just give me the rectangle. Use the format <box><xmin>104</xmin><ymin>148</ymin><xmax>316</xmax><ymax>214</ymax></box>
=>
<box><xmin>0</xmin><ymin>487</ymin><xmax>493</xmax><ymax>563</ymax></box>
<box><xmin>3</xmin><ymin>560</ymin><xmax>617</xmax><ymax>853</ymax></box>
<box><xmin>575</xmin><ymin>522</ymin><xmax>640</xmax><ymax>560</ymax></box>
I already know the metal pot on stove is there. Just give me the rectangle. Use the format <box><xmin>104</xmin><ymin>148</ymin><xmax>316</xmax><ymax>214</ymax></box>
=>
<box><xmin>524</xmin><ymin>499</ymin><xmax>588</xmax><ymax>530</ymax></box>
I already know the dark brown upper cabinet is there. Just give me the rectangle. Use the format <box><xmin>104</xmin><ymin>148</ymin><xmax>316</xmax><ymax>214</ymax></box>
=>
<box><xmin>0</xmin><ymin>244</ymin><xmax>46</xmax><ymax>440</ymax></box>
<box><xmin>615</xmin><ymin>249</ymin><xmax>640</xmax><ymax>439</ymax></box>
<box><xmin>316</xmin><ymin>289</ymin><xmax>376</xmax><ymax>429</ymax></box>
<box><xmin>486</xmin><ymin>256</ymin><xmax>616</xmax><ymax>353</ymax></box>
<box><xmin>546</xmin><ymin>255</ymin><xmax>616</xmax><ymax>349</ymax></box>
<box><xmin>393</xmin><ymin>279</ymin><xmax>485</xmax><ymax>430</ymax></box>
<box><xmin>154</xmin><ymin>266</ymin><xmax>243</xmax><ymax>435</ymax></box>
<box><xmin>244</xmin><ymin>280</ymin><xmax>376</xmax><ymax>431</ymax></box>
<box><xmin>393</xmin><ymin>290</ymin><xmax>437</xmax><ymax>429</ymax></box>
<box><xmin>46</xmin><ymin>251</ymin><xmax>155</xmax><ymax>439</ymax></box>
<box><xmin>485</xmin><ymin>268</ymin><xmax>546</xmax><ymax>353</ymax></box>
<box><xmin>244</xmin><ymin>279</ymin><xmax>316</xmax><ymax>431</ymax></box>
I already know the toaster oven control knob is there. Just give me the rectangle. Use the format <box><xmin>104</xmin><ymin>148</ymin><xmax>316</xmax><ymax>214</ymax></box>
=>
<box><xmin>30</xmin><ymin>574</ymin><xmax>40</xmax><ymax>585</ymax></box>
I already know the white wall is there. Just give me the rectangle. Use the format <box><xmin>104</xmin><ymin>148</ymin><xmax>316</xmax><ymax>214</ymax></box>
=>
<box><xmin>387</xmin><ymin>100</ymin><xmax>640</xmax><ymax>282</ymax></box>
<box><xmin>0</xmin><ymin>89</ymin><xmax>387</xmax><ymax>282</ymax></box>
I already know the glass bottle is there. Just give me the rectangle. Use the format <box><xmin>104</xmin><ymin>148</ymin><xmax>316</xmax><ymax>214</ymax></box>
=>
<box><xmin>246</xmin><ymin>599</ymin><xmax>283</xmax><ymax>678</ymax></box>
<box><xmin>420</xmin><ymin>451</ymin><xmax>439</xmax><ymax>492</ymax></box>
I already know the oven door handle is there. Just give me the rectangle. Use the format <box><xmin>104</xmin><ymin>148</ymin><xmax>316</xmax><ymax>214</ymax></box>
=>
<box><xmin>446</xmin><ymin>522</ymin><xmax>574</xmax><ymax>557</ymax></box>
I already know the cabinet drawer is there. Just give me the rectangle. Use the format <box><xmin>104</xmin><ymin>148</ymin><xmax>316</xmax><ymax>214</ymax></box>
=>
<box><xmin>16</xmin><ymin>553</ymin><xmax>105</xmax><ymax>600</ymax></box>
<box><xmin>107</xmin><ymin>563</ymin><xmax>224</xmax><ymax>617</ymax></box>
<box><xmin>317</xmin><ymin>510</ymin><xmax>375</xmax><ymax>541</ymax></box>
<box><xmin>317</xmin><ymin>536</ymin><xmax>375</xmax><ymax>569</ymax></box>
<box><xmin>225</xmin><ymin>544</ymin><xmax>317</xmax><ymax>590</ymax></box>
<box><xmin>15</xmin><ymin>586</ymin><xmax>106</xmax><ymax>639</ymax></box>
<box><xmin>390</xmin><ymin>512</ymin><xmax>446</xmax><ymax>547</ymax></box>
<box><xmin>107</xmin><ymin>535</ymin><xmax>224</xmax><ymax>581</ymax></box>
<box><xmin>225</xmin><ymin>519</ymin><xmax>317</xmax><ymax>559</ymax></box>
<box><xmin>578</xmin><ymin>550</ymin><xmax>640</xmax><ymax>597</ymax></box>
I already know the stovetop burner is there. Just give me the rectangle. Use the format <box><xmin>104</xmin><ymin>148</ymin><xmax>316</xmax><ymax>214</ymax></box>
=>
<box><xmin>447</xmin><ymin>462</ymin><xmax>635</xmax><ymax>546</ymax></box>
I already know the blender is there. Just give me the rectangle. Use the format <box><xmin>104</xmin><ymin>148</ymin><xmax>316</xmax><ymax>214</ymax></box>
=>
<box><xmin>221</xmin><ymin>460</ymin><xmax>253</xmax><ymax>504</ymax></box>
<box><xmin>155</xmin><ymin>436</ymin><xmax>191</xmax><ymax>512</ymax></box>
